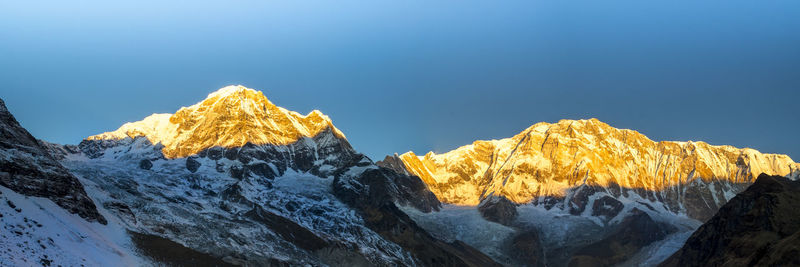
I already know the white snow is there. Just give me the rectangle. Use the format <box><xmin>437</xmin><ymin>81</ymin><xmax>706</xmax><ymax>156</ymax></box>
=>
<box><xmin>400</xmin><ymin>204</ymin><xmax>516</xmax><ymax>263</ymax></box>
<box><xmin>0</xmin><ymin>186</ymin><xmax>145</xmax><ymax>266</ymax></box>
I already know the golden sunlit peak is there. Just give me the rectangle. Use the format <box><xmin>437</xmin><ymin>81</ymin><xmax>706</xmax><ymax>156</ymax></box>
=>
<box><xmin>207</xmin><ymin>85</ymin><xmax>260</xmax><ymax>99</ymax></box>
<box><xmin>87</xmin><ymin>85</ymin><xmax>347</xmax><ymax>158</ymax></box>
<box><xmin>396</xmin><ymin>118</ymin><xmax>799</xmax><ymax>206</ymax></box>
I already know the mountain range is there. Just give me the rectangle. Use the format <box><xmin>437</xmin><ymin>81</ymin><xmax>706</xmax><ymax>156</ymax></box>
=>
<box><xmin>1</xmin><ymin>85</ymin><xmax>798</xmax><ymax>266</ymax></box>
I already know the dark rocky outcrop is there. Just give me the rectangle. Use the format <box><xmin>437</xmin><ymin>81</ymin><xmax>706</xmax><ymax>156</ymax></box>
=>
<box><xmin>104</xmin><ymin>201</ymin><xmax>137</xmax><ymax>224</ymax></box>
<box><xmin>510</xmin><ymin>230</ymin><xmax>546</xmax><ymax>267</ymax></box>
<box><xmin>376</xmin><ymin>155</ymin><xmax>442</xmax><ymax>213</ymax></box>
<box><xmin>567</xmin><ymin>185</ymin><xmax>602</xmax><ymax>215</ymax></box>
<box><xmin>376</xmin><ymin>154</ymin><xmax>413</xmax><ymax>176</ymax></box>
<box><xmin>660</xmin><ymin>174</ymin><xmax>800</xmax><ymax>267</ymax></box>
<box><xmin>38</xmin><ymin>140</ymin><xmax>80</xmax><ymax>160</ymax></box>
<box><xmin>478</xmin><ymin>195</ymin><xmax>518</xmax><ymax>225</ymax></box>
<box><xmin>185</xmin><ymin>127</ymin><xmax>362</xmax><ymax>180</ymax></box>
<box><xmin>139</xmin><ymin>159</ymin><xmax>153</xmax><ymax>170</ymax></box>
<box><xmin>186</xmin><ymin>157</ymin><xmax>201</xmax><ymax>173</ymax></box>
<box><xmin>0</xmin><ymin>98</ymin><xmax>105</xmax><ymax>223</ymax></box>
<box><xmin>590</xmin><ymin>195</ymin><xmax>624</xmax><ymax>219</ymax></box>
<box><xmin>380</xmin><ymin>166</ymin><xmax>442</xmax><ymax>213</ymax></box>
<box><xmin>569</xmin><ymin>208</ymin><xmax>669</xmax><ymax>266</ymax></box>
<box><xmin>333</xmin><ymin>167</ymin><xmax>501</xmax><ymax>267</ymax></box>
<box><xmin>244</xmin><ymin>205</ymin><xmax>329</xmax><ymax>251</ymax></box>
<box><xmin>129</xmin><ymin>231</ymin><xmax>239</xmax><ymax>267</ymax></box>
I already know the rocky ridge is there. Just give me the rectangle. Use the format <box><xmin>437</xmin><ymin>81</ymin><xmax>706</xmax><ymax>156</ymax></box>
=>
<box><xmin>86</xmin><ymin>85</ymin><xmax>346</xmax><ymax>159</ymax></box>
<box><xmin>660</xmin><ymin>174</ymin><xmax>800</xmax><ymax>266</ymax></box>
<box><xmin>386</xmin><ymin>118</ymin><xmax>799</xmax><ymax>221</ymax></box>
<box><xmin>0</xmin><ymin>98</ymin><xmax>105</xmax><ymax>223</ymax></box>
<box><xmin>60</xmin><ymin>86</ymin><xmax>492</xmax><ymax>266</ymax></box>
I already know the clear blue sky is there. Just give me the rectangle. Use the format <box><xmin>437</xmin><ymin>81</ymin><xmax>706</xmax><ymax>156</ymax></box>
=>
<box><xmin>1</xmin><ymin>1</ymin><xmax>799</xmax><ymax>161</ymax></box>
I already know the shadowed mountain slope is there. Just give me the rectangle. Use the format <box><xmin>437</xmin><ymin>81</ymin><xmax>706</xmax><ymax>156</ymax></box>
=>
<box><xmin>0</xmin><ymin>98</ymin><xmax>104</xmax><ymax>223</ymax></box>
<box><xmin>660</xmin><ymin>174</ymin><xmax>800</xmax><ymax>267</ymax></box>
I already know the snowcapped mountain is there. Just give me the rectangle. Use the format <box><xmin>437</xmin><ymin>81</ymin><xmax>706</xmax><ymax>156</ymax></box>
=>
<box><xmin>1</xmin><ymin>98</ymin><xmax>148</xmax><ymax>265</ymax></box>
<box><xmin>85</xmin><ymin>85</ymin><xmax>346</xmax><ymax>159</ymax></box>
<box><xmin>385</xmin><ymin>118</ymin><xmax>798</xmax><ymax>221</ymax></box>
<box><xmin>379</xmin><ymin>118</ymin><xmax>799</xmax><ymax>266</ymax></box>
<box><xmin>4</xmin><ymin>85</ymin><xmax>799</xmax><ymax>266</ymax></box>
<box><xmin>48</xmin><ymin>85</ymin><xmax>494</xmax><ymax>266</ymax></box>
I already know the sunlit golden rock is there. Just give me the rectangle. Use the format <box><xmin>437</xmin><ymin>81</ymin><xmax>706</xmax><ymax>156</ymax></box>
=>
<box><xmin>87</xmin><ymin>85</ymin><xmax>346</xmax><ymax>159</ymax></box>
<box><xmin>396</xmin><ymin>119</ymin><xmax>800</xmax><ymax>206</ymax></box>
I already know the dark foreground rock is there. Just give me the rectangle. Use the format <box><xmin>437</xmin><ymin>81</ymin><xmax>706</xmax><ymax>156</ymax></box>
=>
<box><xmin>0</xmin><ymin>98</ymin><xmax>104</xmax><ymax>223</ymax></box>
<box><xmin>660</xmin><ymin>174</ymin><xmax>800</xmax><ymax>267</ymax></box>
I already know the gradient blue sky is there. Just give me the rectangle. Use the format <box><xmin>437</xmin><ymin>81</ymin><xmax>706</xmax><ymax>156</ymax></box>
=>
<box><xmin>1</xmin><ymin>1</ymin><xmax>799</xmax><ymax>160</ymax></box>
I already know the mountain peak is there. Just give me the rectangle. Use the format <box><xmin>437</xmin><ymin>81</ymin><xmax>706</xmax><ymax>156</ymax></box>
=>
<box><xmin>87</xmin><ymin>85</ymin><xmax>345</xmax><ymax>158</ymax></box>
<box><xmin>207</xmin><ymin>85</ymin><xmax>256</xmax><ymax>98</ymax></box>
<box><xmin>201</xmin><ymin>85</ymin><xmax>274</xmax><ymax>107</ymax></box>
<box><xmin>394</xmin><ymin>118</ymin><xmax>799</xmax><ymax>217</ymax></box>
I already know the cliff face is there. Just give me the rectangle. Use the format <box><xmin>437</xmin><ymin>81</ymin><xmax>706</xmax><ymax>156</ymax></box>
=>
<box><xmin>660</xmin><ymin>174</ymin><xmax>800</xmax><ymax>267</ymax></box>
<box><xmin>0</xmin><ymin>98</ymin><xmax>104</xmax><ymax>223</ymax></box>
<box><xmin>389</xmin><ymin>118</ymin><xmax>798</xmax><ymax>220</ymax></box>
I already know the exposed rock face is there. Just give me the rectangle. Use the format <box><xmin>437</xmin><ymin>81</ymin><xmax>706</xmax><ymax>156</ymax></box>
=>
<box><xmin>86</xmin><ymin>85</ymin><xmax>346</xmax><ymax>159</ymax></box>
<box><xmin>378</xmin><ymin>166</ymin><xmax>442</xmax><ymax>213</ymax></box>
<box><xmin>477</xmin><ymin>195</ymin><xmax>518</xmax><ymax>225</ymax></box>
<box><xmin>81</xmin><ymin>125</ymin><xmax>361</xmax><ymax>182</ymax></box>
<box><xmin>569</xmin><ymin>208</ymin><xmax>670</xmax><ymax>266</ymax></box>
<box><xmin>38</xmin><ymin>140</ymin><xmax>80</xmax><ymax>160</ymax></box>
<box><xmin>392</xmin><ymin>119</ymin><xmax>799</xmax><ymax>221</ymax></box>
<box><xmin>660</xmin><ymin>174</ymin><xmax>800</xmax><ymax>267</ymax></box>
<box><xmin>510</xmin><ymin>231</ymin><xmax>545</xmax><ymax>267</ymax></box>
<box><xmin>128</xmin><ymin>231</ymin><xmax>237</xmax><ymax>267</ymax></box>
<box><xmin>65</xmin><ymin>86</ymin><xmax>493</xmax><ymax>266</ymax></box>
<box><xmin>243</xmin><ymin>205</ymin><xmax>329</xmax><ymax>251</ymax></box>
<box><xmin>590</xmin><ymin>195</ymin><xmax>624</xmax><ymax>219</ymax></box>
<box><xmin>377</xmin><ymin>155</ymin><xmax>442</xmax><ymax>212</ymax></box>
<box><xmin>333</xmin><ymin>167</ymin><xmax>501</xmax><ymax>267</ymax></box>
<box><xmin>377</xmin><ymin>153</ymin><xmax>413</xmax><ymax>176</ymax></box>
<box><xmin>0</xmin><ymin>98</ymin><xmax>104</xmax><ymax>224</ymax></box>
<box><xmin>138</xmin><ymin>159</ymin><xmax>153</xmax><ymax>170</ymax></box>
<box><xmin>185</xmin><ymin>157</ymin><xmax>200</xmax><ymax>173</ymax></box>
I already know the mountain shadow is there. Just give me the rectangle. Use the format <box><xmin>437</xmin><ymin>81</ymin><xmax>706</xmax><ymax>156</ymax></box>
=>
<box><xmin>0</xmin><ymin>98</ymin><xmax>105</xmax><ymax>223</ymax></box>
<box><xmin>660</xmin><ymin>174</ymin><xmax>800</xmax><ymax>267</ymax></box>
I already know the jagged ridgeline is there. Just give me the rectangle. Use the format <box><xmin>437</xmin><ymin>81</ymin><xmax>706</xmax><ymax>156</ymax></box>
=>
<box><xmin>0</xmin><ymin>98</ymin><xmax>105</xmax><ymax>223</ymax></box>
<box><xmin>4</xmin><ymin>85</ymin><xmax>799</xmax><ymax>267</ymax></box>
<box><xmin>384</xmin><ymin>118</ymin><xmax>800</xmax><ymax>221</ymax></box>
<box><xmin>84</xmin><ymin>85</ymin><xmax>347</xmax><ymax>159</ymax></box>
<box><xmin>63</xmin><ymin>85</ymin><xmax>495</xmax><ymax>266</ymax></box>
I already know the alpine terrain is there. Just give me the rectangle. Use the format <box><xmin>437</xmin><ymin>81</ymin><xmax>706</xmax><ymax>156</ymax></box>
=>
<box><xmin>661</xmin><ymin>173</ymin><xmax>800</xmax><ymax>266</ymax></box>
<box><xmin>1</xmin><ymin>85</ymin><xmax>798</xmax><ymax>266</ymax></box>
<box><xmin>381</xmin><ymin>118</ymin><xmax>800</xmax><ymax>266</ymax></box>
<box><xmin>3</xmin><ymin>86</ymin><xmax>497</xmax><ymax>266</ymax></box>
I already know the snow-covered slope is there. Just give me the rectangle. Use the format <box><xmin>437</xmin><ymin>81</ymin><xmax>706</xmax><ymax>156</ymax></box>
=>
<box><xmin>378</xmin><ymin>118</ymin><xmax>799</xmax><ymax>266</ymax></box>
<box><xmin>0</xmin><ymin>186</ymin><xmax>143</xmax><ymax>266</ymax></box>
<box><xmin>62</xmin><ymin>85</ymin><xmax>491</xmax><ymax>266</ymax></box>
<box><xmin>389</xmin><ymin>118</ymin><xmax>799</xmax><ymax>221</ymax></box>
<box><xmin>0</xmin><ymin>98</ymin><xmax>104</xmax><ymax>223</ymax></box>
<box><xmin>60</xmin><ymin>149</ymin><xmax>417</xmax><ymax>265</ymax></box>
